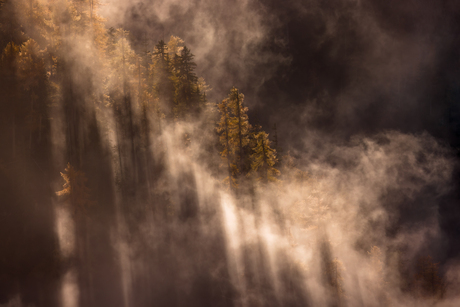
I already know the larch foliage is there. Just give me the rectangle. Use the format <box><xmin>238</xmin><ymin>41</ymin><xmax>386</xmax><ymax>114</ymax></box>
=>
<box><xmin>227</xmin><ymin>87</ymin><xmax>251</xmax><ymax>173</ymax></box>
<box><xmin>109</xmin><ymin>29</ymin><xmax>136</xmax><ymax>92</ymax></box>
<box><xmin>17</xmin><ymin>39</ymin><xmax>46</xmax><ymax>90</ymax></box>
<box><xmin>250</xmin><ymin>131</ymin><xmax>279</xmax><ymax>182</ymax></box>
<box><xmin>151</xmin><ymin>39</ymin><xmax>174</xmax><ymax>118</ymax></box>
<box><xmin>1</xmin><ymin>42</ymin><xmax>19</xmax><ymax>71</ymax></box>
<box><xmin>1</xmin><ymin>42</ymin><xmax>20</xmax><ymax>101</ymax></box>
<box><xmin>167</xmin><ymin>35</ymin><xmax>184</xmax><ymax>57</ymax></box>
<box><xmin>216</xmin><ymin>88</ymin><xmax>252</xmax><ymax>181</ymax></box>
<box><xmin>217</xmin><ymin>97</ymin><xmax>237</xmax><ymax>190</ymax></box>
<box><xmin>197</xmin><ymin>77</ymin><xmax>210</xmax><ymax>99</ymax></box>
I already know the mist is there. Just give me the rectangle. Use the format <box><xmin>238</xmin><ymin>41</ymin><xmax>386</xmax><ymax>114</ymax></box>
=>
<box><xmin>0</xmin><ymin>0</ymin><xmax>460</xmax><ymax>306</ymax></box>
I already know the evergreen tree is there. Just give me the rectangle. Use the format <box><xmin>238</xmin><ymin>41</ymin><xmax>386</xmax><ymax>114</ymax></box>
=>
<box><xmin>217</xmin><ymin>98</ymin><xmax>237</xmax><ymax>190</ymax></box>
<box><xmin>174</xmin><ymin>46</ymin><xmax>200</xmax><ymax>117</ymax></box>
<box><xmin>108</xmin><ymin>29</ymin><xmax>138</xmax><ymax>184</ymax></box>
<box><xmin>227</xmin><ymin>87</ymin><xmax>251</xmax><ymax>175</ymax></box>
<box><xmin>250</xmin><ymin>130</ymin><xmax>279</xmax><ymax>183</ymax></box>
<box><xmin>151</xmin><ymin>39</ymin><xmax>174</xmax><ymax>118</ymax></box>
<box><xmin>167</xmin><ymin>35</ymin><xmax>184</xmax><ymax>58</ymax></box>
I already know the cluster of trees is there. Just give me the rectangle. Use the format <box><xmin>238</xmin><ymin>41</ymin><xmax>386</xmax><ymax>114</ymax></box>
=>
<box><xmin>0</xmin><ymin>0</ymin><xmax>279</xmax><ymax>182</ymax></box>
<box><xmin>0</xmin><ymin>0</ymin><xmax>213</xmax><ymax>304</ymax></box>
<box><xmin>0</xmin><ymin>0</ymin><xmax>282</xmax><ymax>201</ymax></box>
<box><xmin>217</xmin><ymin>87</ymin><xmax>280</xmax><ymax>190</ymax></box>
<box><xmin>0</xmin><ymin>0</ymin><xmax>282</xmax><ymax>302</ymax></box>
<box><xmin>0</xmin><ymin>1</ymin><xmax>449</xmax><ymax>306</ymax></box>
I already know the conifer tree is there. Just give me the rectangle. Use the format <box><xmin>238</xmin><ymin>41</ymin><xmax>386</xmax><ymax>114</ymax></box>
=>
<box><xmin>250</xmin><ymin>130</ymin><xmax>279</xmax><ymax>183</ymax></box>
<box><xmin>174</xmin><ymin>46</ymin><xmax>199</xmax><ymax>117</ymax></box>
<box><xmin>227</xmin><ymin>87</ymin><xmax>251</xmax><ymax>175</ymax></box>
<box><xmin>109</xmin><ymin>29</ymin><xmax>138</xmax><ymax>184</ymax></box>
<box><xmin>167</xmin><ymin>35</ymin><xmax>184</xmax><ymax>57</ymax></box>
<box><xmin>151</xmin><ymin>39</ymin><xmax>175</xmax><ymax>118</ymax></box>
<box><xmin>11</xmin><ymin>0</ymin><xmax>52</xmax><ymax>45</ymax></box>
<box><xmin>217</xmin><ymin>98</ymin><xmax>237</xmax><ymax>190</ymax></box>
<box><xmin>216</xmin><ymin>87</ymin><xmax>254</xmax><ymax>191</ymax></box>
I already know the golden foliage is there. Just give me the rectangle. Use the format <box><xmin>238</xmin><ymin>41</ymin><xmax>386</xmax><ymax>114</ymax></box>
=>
<box><xmin>250</xmin><ymin>131</ymin><xmax>279</xmax><ymax>182</ymax></box>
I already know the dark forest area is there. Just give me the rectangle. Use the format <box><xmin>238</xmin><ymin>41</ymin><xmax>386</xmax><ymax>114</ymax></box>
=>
<box><xmin>1</xmin><ymin>0</ymin><xmax>460</xmax><ymax>306</ymax></box>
